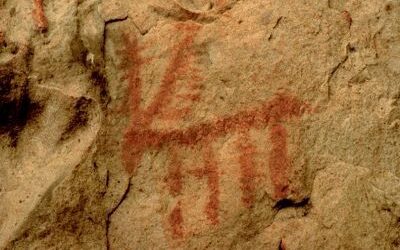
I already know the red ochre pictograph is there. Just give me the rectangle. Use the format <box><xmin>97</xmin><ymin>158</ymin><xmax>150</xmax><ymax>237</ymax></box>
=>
<box><xmin>32</xmin><ymin>0</ymin><xmax>48</xmax><ymax>31</ymax></box>
<box><xmin>237</xmin><ymin>131</ymin><xmax>258</xmax><ymax>208</ymax></box>
<box><xmin>120</xmin><ymin>22</ymin><xmax>311</xmax><ymax>239</ymax></box>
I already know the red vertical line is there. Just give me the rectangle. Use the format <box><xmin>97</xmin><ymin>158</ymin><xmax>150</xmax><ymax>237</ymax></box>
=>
<box><xmin>268</xmin><ymin>123</ymin><xmax>290</xmax><ymax>200</ymax></box>
<box><xmin>121</xmin><ymin>34</ymin><xmax>149</xmax><ymax>175</ymax></box>
<box><xmin>237</xmin><ymin>131</ymin><xmax>257</xmax><ymax>208</ymax></box>
<box><xmin>32</xmin><ymin>0</ymin><xmax>48</xmax><ymax>32</ymax></box>
<box><xmin>143</xmin><ymin>23</ymin><xmax>201</xmax><ymax>122</ymax></box>
<box><xmin>120</xmin><ymin>34</ymin><xmax>147</xmax><ymax>126</ymax></box>
<box><xmin>166</xmin><ymin>147</ymin><xmax>183</xmax><ymax>196</ymax></box>
<box><xmin>202</xmin><ymin>143</ymin><xmax>220</xmax><ymax>225</ymax></box>
<box><xmin>168</xmin><ymin>201</ymin><xmax>184</xmax><ymax>238</ymax></box>
<box><xmin>166</xmin><ymin>148</ymin><xmax>184</xmax><ymax>238</ymax></box>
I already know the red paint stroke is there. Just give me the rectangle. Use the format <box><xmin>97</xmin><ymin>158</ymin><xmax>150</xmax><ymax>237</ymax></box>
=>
<box><xmin>32</xmin><ymin>0</ymin><xmax>48</xmax><ymax>31</ymax></box>
<box><xmin>142</xmin><ymin>23</ymin><xmax>201</xmax><ymax>123</ymax></box>
<box><xmin>169</xmin><ymin>202</ymin><xmax>184</xmax><ymax>238</ymax></box>
<box><xmin>342</xmin><ymin>10</ymin><xmax>352</xmax><ymax>27</ymax></box>
<box><xmin>165</xmin><ymin>147</ymin><xmax>183</xmax><ymax>197</ymax></box>
<box><xmin>119</xmin><ymin>34</ymin><xmax>148</xmax><ymax>174</ymax></box>
<box><xmin>237</xmin><ymin>131</ymin><xmax>257</xmax><ymax>208</ymax></box>
<box><xmin>191</xmin><ymin>144</ymin><xmax>220</xmax><ymax>225</ymax></box>
<box><xmin>121</xmin><ymin>23</ymin><xmax>202</xmax><ymax>239</ymax></box>
<box><xmin>269</xmin><ymin>123</ymin><xmax>289</xmax><ymax>200</ymax></box>
<box><xmin>268</xmin><ymin>94</ymin><xmax>308</xmax><ymax>200</ymax></box>
<box><xmin>124</xmin><ymin>93</ymin><xmax>309</xmax><ymax>155</ymax></box>
<box><xmin>122</xmin><ymin>22</ymin><xmax>202</xmax><ymax>175</ymax></box>
<box><xmin>120</xmin><ymin>20</ymin><xmax>312</xmax><ymax>238</ymax></box>
<box><xmin>124</xmin><ymin>92</ymin><xmax>309</xmax><ymax>202</ymax></box>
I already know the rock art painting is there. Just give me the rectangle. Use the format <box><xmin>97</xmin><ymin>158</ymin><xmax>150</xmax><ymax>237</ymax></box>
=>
<box><xmin>120</xmin><ymin>22</ymin><xmax>311</xmax><ymax>239</ymax></box>
<box><xmin>2</xmin><ymin>0</ymin><xmax>400</xmax><ymax>249</ymax></box>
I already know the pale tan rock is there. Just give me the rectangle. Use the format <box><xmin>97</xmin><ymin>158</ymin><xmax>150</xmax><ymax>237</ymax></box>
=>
<box><xmin>0</xmin><ymin>0</ymin><xmax>399</xmax><ymax>249</ymax></box>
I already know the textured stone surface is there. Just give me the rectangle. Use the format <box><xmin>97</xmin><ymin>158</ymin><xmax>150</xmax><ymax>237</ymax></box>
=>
<box><xmin>0</xmin><ymin>0</ymin><xmax>399</xmax><ymax>249</ymax></box>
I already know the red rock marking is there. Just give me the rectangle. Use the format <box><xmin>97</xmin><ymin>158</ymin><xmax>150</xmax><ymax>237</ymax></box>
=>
<box><xmin>237</xmin><ymin>131</ymin><xmax>257</xmax><ymax>208</ymax></box>
<box><xmin>143</xmin><ymin>24</ymin><xmax>201</xmax><ymax>122</ymax></box>
<box><xmin>169</xmin><ymin>202</ymin><xmax>184</xmax><ymax>238</ymax></box>
<box><xmin>269</xmin><ymin>123</ymin><xmax>290</xmax><ymax>199</ymax></box>
<box><xmin>32</xmin><ymin>0</ymin><xmax>48</xmax><ymax>32</ymax></box>
<box><xmin>124</xmin><ymin>94</ymin><xmax>309</xmax><ymax>235</ymax></box>
<box><xmin>165</xmin><ymin>147</ymin><xmax>184</xmax><ymax>238</ymax></box>
<box><xmin>124</xmin><ymin>93</ymin><xmax>309</xmax><ymax>204</ymax></box>
<box><xmin>121</xmin><ymin>21</ymin><xmax>311</xmax><ymax>239</ymax></box>
<box><xmin>121</xmin><ymin>22</ymin><xmax>203</xmax><ymax>239</ymax></box>
<box><xmin>191</xmin><ymin>144</ymin><xmax>220</xmax><ymax>225</ymax></box>
<box><xmin>122</xmin><ymin>22</ymin><xmax>202</xmax><ymax>175</ymax></box>
<box><xmin>120</xmin><ymin>34</ymin><xmax>147</xmax><ymax>174</ymax></box>
<box><xmin>268</xmin><ymin>94</ymin><xmax>309</xmax><ymax>199</ymax></box>
<box><xmin>342</xmin><ymin>10</ymin><xmax>352</xmax><ymax>28</ymax></box>
<box><xmin>166</xmin><ymin>147</ymin><xmax>183</xmax><ymax>197</ymax></box>
<box><xmin>124</xmin><ymin>94</ymin><xmax>308</xmax><ymax>154</ymax></box>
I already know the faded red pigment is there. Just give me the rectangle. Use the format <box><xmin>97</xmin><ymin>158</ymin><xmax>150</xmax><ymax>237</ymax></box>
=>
<box><xmin>165</xmin><ymin>147</ymin><xmax>184</xmax><ymax>238</ymax></box>
<box><xmin>143</xmin><ymin>24</ymin><xmax>202</xmax><ymax>122</ymax></box>
<box><xmin>123</xmin><ymin>93</ymin><xmax>309</xmax><ymax>236</ymax></box>
<box><xmin>198</xmin><ymin>144</ymin><xmax>220</xmax><ymax>225</ymax></box>
<box><xmin>169</xmin><ymin>202</ymin><xmax>184</xmax><ymax>238</ymax></box>
<box><xmin>123</xmin><ymin>95</ymin><xmax>309</xmax><ymax>168</ymax></box>
<box><xmin>121</xmin><ymin>22</ymin><xmax>311</xmax><ymax>239</ymax></box>
<box><xmin>237</xmin><ymin>131</ymin><xmax>257</xmax><ymax>208</ymax></box>
<box><xmin>269</xmin><ymin>124</ymin><xmax>290</xmax><ymax>199</ymax></box>
<box><xmin>121</xmin><ymin>22</ymin><xmax>203</xmax><ymax>238</ymax></box>
<box><xmin>342</xmin><ymin>10</ymin><xmax>352</xmax><ymax>27</ymax></box>
<box><xmin>32</xmin><ymin>0</ymin><xmax>48</xmax><ymax>31</ymax></box>
<box><xmin>166</xmin><ymin>147</ymin><xmax>183</xmax><ymax>197</ymax></box>
<box><xmin>121</xmin><ymin>23</ymin><xmax>201</xmax><ymax>174</ymax></box>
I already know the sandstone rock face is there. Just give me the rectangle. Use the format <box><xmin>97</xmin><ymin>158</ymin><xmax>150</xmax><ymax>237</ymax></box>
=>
<box><xmin>0</xmin><ymin>0</ymin><xmax>399</xmax><ymax>249</ymax></box>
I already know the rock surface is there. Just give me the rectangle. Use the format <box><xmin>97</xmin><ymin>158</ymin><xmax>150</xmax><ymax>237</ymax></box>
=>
<box><xmin>0</xmin><ymin>0</ymin><xmax>399</xmax><ymax>249</ymax></box>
